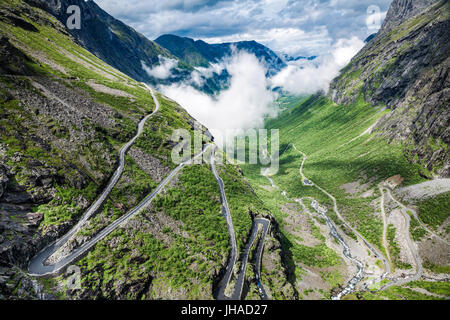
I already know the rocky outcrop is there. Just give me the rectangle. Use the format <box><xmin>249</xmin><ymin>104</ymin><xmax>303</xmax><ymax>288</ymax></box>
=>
<box><xmin>0</xmin><ymin>165</ymin><xmax>8</xmax><ymax>199</ymax></box>
<box><xmin>381</xmin><ymin>0</ymin><xmax>441</xmax><ymax>32</ymax></box>
<box><xmin>0</xmin><ymin>35</ymin><xmax>35</xmax><ymax>76</ymax></box>
<box><xmin>24</xmin><ymin>0</ymin><xmax>185</xmax><ymax>85</ymax></box>
<box><xmin>329</xmin><ymin>0</ymin><xmax>450</xmax><ymax>177</ymax></box>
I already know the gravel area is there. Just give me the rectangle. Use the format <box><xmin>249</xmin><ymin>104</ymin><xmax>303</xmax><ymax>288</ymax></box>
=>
<box><xmin>395</xmin><ymin>179</ymin><xmax>450</xmax><ymax>202</ymax></box>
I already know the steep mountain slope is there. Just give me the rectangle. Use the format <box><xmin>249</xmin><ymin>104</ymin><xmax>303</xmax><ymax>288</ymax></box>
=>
<box><xmin>330</xmin><ymin>0</ymin><xmax>449</xmax><ymax>177</ymax></box>
<box><xmin>0</xmin><ymin>0</ymin><xmax>290</xmax><ymax>300</ymax></box>
<box><xmin>241</xmin><ymin>0</ymin><xmax>449</xmax><ymax>300</ymax></box>
<box><xmin>154</xmin><ymin>35</ymin><xmax>212</xmax><ymax>68</ymax></box>
<box><xmin>155</xmin><ymin>34</ymin><xmax>287</xmax><ymax>76</ymax></box>
<box><xmin>24</xmin><ymin>0</ymin><xmax>191</xmax><ymax>85</ymax></box>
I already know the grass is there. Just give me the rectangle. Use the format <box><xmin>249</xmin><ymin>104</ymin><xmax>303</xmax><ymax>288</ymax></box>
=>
<box><xmin>387</xmin><ymin>224</ymin><xmax>412</xmax><ymax>270</ymax></box>
<box><xmin>243</xmin><ymin>94</ymin><xmax>426</xmax><ymax>257</ymax></box>
<box><xmin>75</xmin><ymin>163</ymin><xmax>228</xmax><ymax>299</ymax></box>
<box><xmin>359</xmin><ymin>280</ymin><xmax>449</xmax><ymax>300</ymax></box>
<box><xmin>361</xmin><ymin>286</ymin><xmax>445</xmax><ymax>300</ymax></box>
<box><xmin>73</xmin><ymin>160</ymin><xmax>269</xmax><ymax>299</ymax></box>
<box><xmin>415</xmin><ymin>192</ymin><xmax>450</xmax><ymax>230</ymax></box>
<box><xmin>240</xmin><ymin>93</ymin><xmax>429</xmax><ymax>298</ymax></box>
<box><xmin>410</xmin><ymin>218</ymin><xmax>427</xmax><ymax>241</ymax></box>
<box><xmin>423</xmin><ymin>261</ymin><xmax>450</xmax><ymax>274</ymax></box>
<box><xmin>407</xmin><ymin>281</ymin><xmax>450</xmax><ymax>297</ymax></box>
<box><xmin>0</xmin><ymin>0</ymin><xmax>261</xmax><ymax>300</ymax></box>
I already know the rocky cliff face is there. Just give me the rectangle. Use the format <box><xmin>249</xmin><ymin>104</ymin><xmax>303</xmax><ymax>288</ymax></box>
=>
<box><xmin>0</xmin><ymin>0</ymin><xmax>204</xmax><ymax>299</ymax></box>
<box><xmin>329</xmin><ymin>0</ymin><xmax>449</xmax><ymax>177</ymax></box>
<box><xmin>23</xmin><ymin>0</ymin><xmax>189</xmax><ymax>85</ymax></box>
<box><xmin>0</xmin><ymin>0</ymin><xmax>284</xmax><ymax>300</ymax></box>
<box><xmin>381</xmin><ymin>0</ymin><xmax>441</xmax><ymax>31</ymax></box>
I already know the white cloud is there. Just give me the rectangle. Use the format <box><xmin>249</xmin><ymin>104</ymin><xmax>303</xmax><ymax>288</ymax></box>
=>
<box><xmin>200</xmin><ymin>27</ymin><xmax>332</xmax><ymax>57</ymax></box>
<box><xmin>189</xmin><ymin>62</ymin><xmax>226</xmax><ymax>86</ymax></box>
<box><xmin>270</xmin><ymin>36</ymin><xmax>365</xmax><ymax>95</ymax></box>
<box><xmin>95</xmin><ymin>0</ymin><xmax>392</xmax><ymax>57</ymax></box>
<box><xmin>156</xmin><ymin>37</ymin><xmax>364</xmax><ymax>144</ymax></box>
<box><xmin>141</xmin><ymin>55</ymin><xmax>178</xmax><ymax>79</ymax></box>
<box><xmin>159</xmin><ymin>50</ymin><xmax>277</xmax><ymax>145</ymax></box>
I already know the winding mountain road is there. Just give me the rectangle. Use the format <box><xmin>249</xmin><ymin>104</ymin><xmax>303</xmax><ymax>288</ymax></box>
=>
<box><xmin>291</xmin><ymin>144</ymin><xmax>392</xmax><ymax>297</ymax></box>
<box><xmin>261</xmin><ymin>145</ymin><xmax>366</xmax><ymax>299</ymax></box>
<box><xmin>28</xmin><ymin>85</ymin><xmax>208</xmax><ymax>276</ymax></box>
<box><xmin>211</xmin><ymin>146</ymin><xmax>238</xmax><ymax>300</ymax></box>
<box><xmin>387</xmin><ymin>188</ymin><xmax>449</xmax><ymax>246</ymax></box>
<box><xmin>253</xmin><ymin>219</ymin><xmax>270</xmax><ymax>300</ymax></box>
<box><xmin>379</xmin><ymin>188</ymin><xmax>424</xmax><ymax>291</ymax></box>
<box><xmin>211</xmin><ymin>147</ymin><xmax>270</xmax><ymax>300</ymax></box>
<box><xmin>379</xmin><ymin>186</ymin><xmax>392</xmax><ymax>266</ymax></box>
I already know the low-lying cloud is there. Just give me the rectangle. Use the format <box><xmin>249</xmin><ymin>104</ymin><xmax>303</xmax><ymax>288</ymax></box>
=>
<box><xmin>159</xmin><ymin>50</ymin><xmax>277</xmax><ymax>145</ymax></box>
<box><xmin>142</xmin><ymin>55</ymin><xmax>178</xmax><ymax>79</ymax></box>
<box><xmin>157</xmin><ymin>37</ymin><xmax>364</xmax><ymax>144</ymax></box>
<box><xmin>270</xmin><ymin>37</ymin><xmax>365</xmax><ymax>95</ymax></box>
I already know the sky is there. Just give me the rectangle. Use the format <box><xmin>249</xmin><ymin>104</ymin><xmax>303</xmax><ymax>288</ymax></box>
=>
<box><xmin>94</xmin><ymin>0</ymin><xmax>392</xmax><ymax>57</ymax></box>
<box><xmin>92</xmin><ymin>0</ymin><xmax>393</xmax><ymax>145</ymax></box>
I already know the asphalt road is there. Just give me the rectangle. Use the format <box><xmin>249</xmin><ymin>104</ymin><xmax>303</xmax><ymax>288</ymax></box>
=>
<box><xmin>28</xmin><ymin>85</ymin><xmax>208</xmax><ymax>276</ymax></box>
<box><xmin>379</xmin><ymin>189</ymin><xmax>424</xmax><ymax>291</ymax></box>
<box><xmin>252</xmin><ymin>219</ymin><xmax>270</xmax><ymax>300</ymax></box>
<box><xmin>210</xmin><ymin>146</ymin><xmax>238</xmax><ymax>300</ymax></box>
<box><xmin>212</xmin><ymin>147</ymin><xmax>270</xmax><ymax>300</ymax></box>
<box><xmin>291</xmin><ymin>145</ymin><xmax>394</xmax><ymax>298</ymax></box>
<box><xmin>230</xmin><ymin>218</ymin><xmax>271</xmax><ymax>300</ymax></box>
<box><xmin>388</xmin><ymin>188</ymin><xmax>449</xmax><ymax>246</ymax></box>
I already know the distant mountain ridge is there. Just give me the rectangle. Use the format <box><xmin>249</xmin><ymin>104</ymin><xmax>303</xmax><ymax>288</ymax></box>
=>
<box><xmin>155</xmin><ymin>34</ymin><xmax>287</xmax><ymax>76</ymax></box>
<box><xmin>24</xmin><ymin>0</ymin><xmax>191</xmax><ymax>85</ymax></box>
<box><xmin>24</xmin><ymin>0</ymin><xmax>288</xmax><ymax>91</ymax></box>
<box><xmin>280</xmin><ymin>53</ymin><xmax>318</xmax><ymax>63</ymax></box>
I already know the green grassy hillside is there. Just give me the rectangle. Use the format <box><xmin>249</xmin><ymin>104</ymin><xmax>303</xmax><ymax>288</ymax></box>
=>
<box><xmin>241</xmin><ymin>93</ymin><xmax>434</xmax><ymax>298</ymax></box>
<box><xmin>0</xmin><ymin>0</ymin><xmax>270</xmax><ymax>300</ymax></box>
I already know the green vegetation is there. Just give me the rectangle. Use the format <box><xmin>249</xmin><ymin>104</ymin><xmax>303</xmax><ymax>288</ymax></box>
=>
<box><xmin>415</xmin><ymin>192</ymin><xmax>450</xmax><ymax>230</ymax></box>
<box><xmin>361</xmin><ymin>285</ymin><xmax>445</xmax><ymax>300</ymax></box>
<box><xmin>423</xmin><ymin>261</ymin><xmax>450</xmax><ymax>274</ymax></box>
<box><xmin>241</xmin><ymin>91</ymin><xmax>429</xmax><ymax>299</ymax></box>
<box><xmin>76</xmin><ymin>164</ymin><xmax>229</xmax><ymax>299</ymax></box>
<box><xmin>407</xmin><ymin>281</ymin><xmax>450</xmax><ymax>297</ymax></box>
<box><xmin>217</xmin><ymin>162</ymin><xmax>265</xmax><ymax>251</ymax></box>
<box><xmin>73</xmin><ymin>160</ymin><xmax>269</xmax><ymax>299</ymax></box>
<box><xmin>320</xmin><ymin>270</ymin><xmax>343</xmax><ymax>289</ymax></box>
<box><xmin>243</xmin><ymin>94</ymin><xmax>425</xmax><ymax>258</ymax></box>
<box><xmin>387</xmin><ymin>224</ymin><xmax>412</xmax><ymax>270</ymax></box>
<box><xmin>135</xmin><ymin>94</ymin><xmax>202</xmax><ymax>169</ymax></box>
<box><xmin>152</xmin><ymin>165</ymin><xmax>229</xmax><ymax>252</ymax></box>
<box><xmin>360</xmin><ymin>280</ymin><xmax>449</xmax><ymax>300</ymax></box>
<box><xmin>410</xmin><ymin>217</ymin><xmax>427</xmax><ymax>241</ymax></box>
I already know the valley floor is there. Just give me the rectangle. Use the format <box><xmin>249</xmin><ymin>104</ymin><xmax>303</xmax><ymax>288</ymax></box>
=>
<box><xmin>241</xmin><ymin>95</ymin><xmax>450</xmax><ymax>300</ymax></box>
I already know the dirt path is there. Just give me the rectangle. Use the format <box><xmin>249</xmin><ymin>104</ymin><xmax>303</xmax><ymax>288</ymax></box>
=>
<box><xmin>380</xmin><ymin>189</ymin><xmax>423</xmax><ymax>290</ymax></box>
<box><xmin>388</xmin><ymin>188</ymin><xmax>449</xmax><ymax>246</ymax></box>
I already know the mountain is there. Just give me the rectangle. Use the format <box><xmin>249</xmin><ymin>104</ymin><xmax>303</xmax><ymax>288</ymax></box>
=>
<box><xmin>330</xmin><ymin>0</ymin><xmax>449</xmax><ymax>177</ymax></box>
<box><xmin>280</xmin><ymin>53</ymin><xmax>318</xmax><ymax>63</ymax></box>
<box><xmin>1</xmin><ymin>0</ymin><xmax>449</xmax><ymax>302</ymax></box>
<box><xmin>240</xmin><ymin>0</ymin><xmax>449</xmax><ymax>301</ymax></box>
<box><xmin>0</xmin><ymin>0</ymin><xmax>289</xmax><ymax>300</ymax></box>
<box><xmin>23</xmin><ymin>1</ymin><xmax>285</xmax><ymax>92</ymax></box>
<box><xmin>155</xmin><ymin>34</ymin><xmax>287</xmax><ymax>76</ymax></box>
<box><xmin>23</xmin><ymin>0</ymin><xmax>191</xmax><ymax>85</ymax></box>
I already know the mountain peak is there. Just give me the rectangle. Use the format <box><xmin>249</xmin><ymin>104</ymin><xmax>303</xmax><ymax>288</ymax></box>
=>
<box><xmin>380</xmin><ymin>0</ymin><xmax>441</xmax><ymax>32</ymax></box>
<box><xmin>155</xmin><ymin>34</ymin><xmax>286</xmax><ymax>75</ymax></box>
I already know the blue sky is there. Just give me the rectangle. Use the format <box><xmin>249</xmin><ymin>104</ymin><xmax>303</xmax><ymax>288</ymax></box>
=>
<box><xmin>95</xmin><ymin>0</ymin><xmax>392</xmax><ymax>56</ymax></box>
